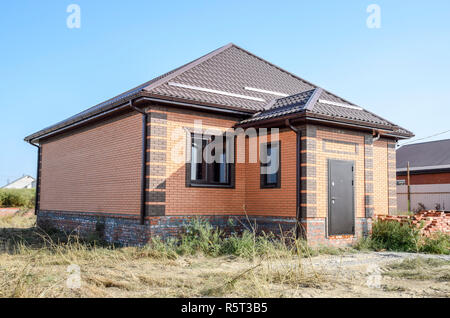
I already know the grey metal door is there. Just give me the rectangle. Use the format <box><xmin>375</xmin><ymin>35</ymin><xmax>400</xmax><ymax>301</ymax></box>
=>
<box><xmin>328</xmin><ymin>160</ymin><xmax>354</xmax><ymax>235</ymax></box>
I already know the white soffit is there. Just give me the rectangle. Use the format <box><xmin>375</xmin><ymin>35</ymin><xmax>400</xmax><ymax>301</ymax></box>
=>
<box><xmin>168</xmin><ymin>82</ymin><xmax>265</xmax><ymax>102</ymax></box>
<box><xmin>244</xmin><ymin>87</ymin><xmax>288</xmax><ymax>97</ymax></box>
<box><xmin>318</xmin><ymin>99</ymin><xmax>363</xmax><ymax>110</ymax></box>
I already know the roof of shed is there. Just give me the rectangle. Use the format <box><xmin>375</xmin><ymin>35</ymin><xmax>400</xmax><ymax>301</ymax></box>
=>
<box><xmin>397</xmin><ymin>139</ymin><xmax>450</xmax><ymax>171</ymax></box>
<box><xmin>25</xmin><ymin>43</ymin><xmax>413</xmax><ymax>142</ymax></box>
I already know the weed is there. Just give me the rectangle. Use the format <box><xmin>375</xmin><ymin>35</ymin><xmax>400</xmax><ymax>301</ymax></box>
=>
<box><xmin>0</xmin><ymin>189</ymin><xmax>35</xmax><ymax>208</ymax></box>
<box><xmin>355</xmin><ymin>219</ymin><xmax>450</xmax><ymax>255</ymax></box>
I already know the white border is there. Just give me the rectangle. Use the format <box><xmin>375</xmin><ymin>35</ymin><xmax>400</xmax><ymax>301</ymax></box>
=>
<box><xmin>168</xmin><ymin>82</ymin><xmax>265</xmax><ymax>102</ymax></box>
<box><xmin>244</xmin><ymin>87</ymin><xmax>288</xmax><ymax>97</ymax></box>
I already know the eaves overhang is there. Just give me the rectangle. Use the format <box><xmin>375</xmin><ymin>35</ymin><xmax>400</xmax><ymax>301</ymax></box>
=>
<box><xmin>24</xmin><ymin>93</ymin><xmax>256</xmax><ymax>143</ymax></box>
<box><xmin>236</xmin><ymin>111</ymin><xmax>412</xmax><ymax>139</ymax></box>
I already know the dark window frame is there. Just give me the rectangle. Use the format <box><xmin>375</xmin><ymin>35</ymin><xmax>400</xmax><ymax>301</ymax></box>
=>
<box><xmin>260</xmin><ymin>141</ymin><xmax>281</xmax><ymax>189</ymax></box>
<box><xmin>186</xmin><ymin>133</ymin><xmax>235</xmax><ymax>188</ymax></box>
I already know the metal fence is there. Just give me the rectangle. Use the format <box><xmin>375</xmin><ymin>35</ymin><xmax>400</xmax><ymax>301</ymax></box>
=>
<box><xmin>397</xmin><ymin>184</ymin><xmax>450</xmax><ymax>212</ymax></box>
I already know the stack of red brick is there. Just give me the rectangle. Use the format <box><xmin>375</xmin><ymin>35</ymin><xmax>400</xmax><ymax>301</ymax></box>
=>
<box><xmin>377</xmin><ymin>211</ymin><xmax>450</xmax><ymax>237</ymax></box>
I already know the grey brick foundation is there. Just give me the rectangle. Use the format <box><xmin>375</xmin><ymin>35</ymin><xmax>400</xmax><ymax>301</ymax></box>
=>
<box><xmin>300</xmin><ymin>217</ymin><xmax>372</xmax><ymax>246</ymax></box>
<box><xmin>37</xmin><ymin>211</ymin><xmax>371</xmax><ymax>246</ymax></box>
<box><xmin>37</xmin><ymin>210</ymin><xmax>297</xmax><ymax>246</ymax></box>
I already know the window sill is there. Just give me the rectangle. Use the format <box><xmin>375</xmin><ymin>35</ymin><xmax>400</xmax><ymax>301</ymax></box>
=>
<box><xmin>187</xmin><ymin>183</ymin><xmax>235</xmax><ymax>189</ymax></box>
<box><xmin>261</xmin><ymin>185</ymin><xmax>281</xmax><ymax>189</ymax></box>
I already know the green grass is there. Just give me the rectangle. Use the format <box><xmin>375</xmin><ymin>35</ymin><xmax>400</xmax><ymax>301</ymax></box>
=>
<box><xmin>421</xmin><ymin>233</ymin><xmax>450</xmax><ymax>255</ymax></box>
<box><xmin>0</xmin><ymin>189</ymin><xmax>35</xmax><ymax>208</ymax></box>
<box><xmin>167</xmin><ymin>219</ymin><xmax>358</xmax><ymax>259</ymax></box>
<box><xmin>355</xmin><ymin>219</ymin><xmax>450</xmax><ymax>255</ymax></box>
<box><xmin>143</xmin><ymin>218</ymin><xmax>309</xmax><ymax>259</ymax></box>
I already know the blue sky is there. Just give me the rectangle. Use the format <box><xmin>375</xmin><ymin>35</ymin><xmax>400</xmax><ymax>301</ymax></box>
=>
<box><xmin>0</xmin><ymin>0</ymin><xmax>449</xmax><ymax>186</ymax></box>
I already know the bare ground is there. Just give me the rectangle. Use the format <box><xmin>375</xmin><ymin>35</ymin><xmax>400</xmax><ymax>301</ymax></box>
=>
<box><xmin>0</xmin><ymin>213</ymin><xmax>449</xmax><ymax>298</ymax></box>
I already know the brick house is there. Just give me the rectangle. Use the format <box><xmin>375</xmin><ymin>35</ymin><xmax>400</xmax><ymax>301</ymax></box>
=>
<box><xmin>24</xmin><ymin>43</ymin><xmax>413</xmax><ymax>246</ymax></box>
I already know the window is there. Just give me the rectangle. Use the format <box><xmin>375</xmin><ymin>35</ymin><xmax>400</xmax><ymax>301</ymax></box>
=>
<box><xmin>260</xmin><ymin>141</ymin><xmax>281</xmax><ymax>188</ymax></box>
<box><xmin>187</xmin><ymin>133</ymin><xmax>234</xmax><ymax>187</ymax></box>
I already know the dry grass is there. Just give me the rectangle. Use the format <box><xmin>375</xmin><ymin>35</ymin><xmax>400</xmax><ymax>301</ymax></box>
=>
<box><xmin>2</xmin><ymin>213</ymin><xmax>449</xmax><ymax>298</ymax></box>
<box><xmin>385</xmin><ymin>257</ymin><xmax>450</xmax><ymax>281</ymax></box>
<box><xmin>0</xmin><ymin>213</ymin><xmax>325</xmax><ymax>298</ymax></box>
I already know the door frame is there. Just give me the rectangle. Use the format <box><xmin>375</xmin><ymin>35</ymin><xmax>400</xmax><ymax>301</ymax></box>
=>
<box><xmin>327</xmin><ymin>159</ymin><xmax>355</xmax><ymax>236</ymax></box>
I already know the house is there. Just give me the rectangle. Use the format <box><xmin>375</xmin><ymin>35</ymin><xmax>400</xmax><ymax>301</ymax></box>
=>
<box><xmin>2</xmin><ymin>175</ymin><xmax>35</xmax><ymax>189</ymax></box>
<box><xmin>397</xmin><ymin>139</ymin><xmax>450</xmax><ymax>185</ymax></box>
<box><xmin>24</xmin><ymin>43</ymin><xmax>413</xmax><ymax>246</ymax></box>
<box><xmin>396</xmin><ymin>139</ymin><xmax>450</xmax><ymax>211</ymax></box>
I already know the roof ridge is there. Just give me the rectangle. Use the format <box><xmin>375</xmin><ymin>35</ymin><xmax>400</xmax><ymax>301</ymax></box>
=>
<box><xmin>261</xmin><ymin>88</ymin><xmax>317</xmax><ymax>112</ymax></box>
<box><xmin>229</xmin><ymin>43</ymin><xmax>372</xmax><ymax>108</ymax></box>
<box><xmin>304</xmin><ymin>88</ymin><xmax>323</xmax><ymax>111</ymax></box>
<box><xmin>82</xmin><ymin>43</ymin><xmax>235</xmax><ymax>111</ymax></box>
<box><xmin>314</xmin><ymin>89</ymin><xmax>403</xmax><ymax>129</ymax></box>
<box><xmin>228</xmin><ymin>43</ymin><xmax>316</xmax><ymax>91</ymax></box>
<box><xmin>143</xmin><ymin>43</ymin><xmax>234</xmax><ymax>92</ymax></box>
<box><xmin>279</xmin><ymin>88</ymin><xmax>317</xmax><ymax>100</ymax></box>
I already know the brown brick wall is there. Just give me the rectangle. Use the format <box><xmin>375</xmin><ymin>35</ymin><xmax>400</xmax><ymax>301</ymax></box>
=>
<box><xmin>39</xmin><ymin>111</ymin><xmax>142</xmax><ymax>215</ymax></box>
<box><xmin>146</xmin><ymin>106</ymin><xmax>246</xmax><ymax>216</ymax></box>
<box><xmin>299</xmin><ymin>124</ymin><xmax>396</xmax><ymax>241</ymax></box>
<box><xmin>145</xmin><ymin>106</ymin><xmax>296</xmax><ymax>218</ymax></box>
<box><xmin>313</xmin><ymin>126</ymin><xmax>365</xmax><ymax>219</ymax></box>
<box><xmin>397</xmin><ymin>172</ymin><xmax>450</xmax><ymax>185</ymax></box>
<box><xmin>302</xmin><ymin>126</ymin><xmax>396</xmax><ymax>220</ymax></box>
<box><xmin>387</xmin><ymin>141</ymin><xmax>397</xmax><ymax>214</ymax></box>
<box><xmin>244</xmin><ymin>129</ymin><xmax>297</xmax><ymax>217</ymax></box>
<box><xmin>373</xmin><ymin>139</ymin><xmax>388</xmax><ymax>216</ymax></box>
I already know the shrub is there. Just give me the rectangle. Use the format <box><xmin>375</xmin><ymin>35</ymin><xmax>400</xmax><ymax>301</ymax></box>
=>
<box><xmin>420</xmin><ymin>233</ymin><xmax>450</xmax><ymax>255</ymax></box>
<box><xmin>169</xmin><ymin>218</ymin><xmax>340</xmax><ymax>259</ymax></box>
<box><xmin>178</xmin><ymin>218</ymin><xmax>223</xmax><ymax>256</ymax></box>
<box><xmin>366</xmin><ymin>219</ymin><xmax>421</xmax><ymax>252</ymax></box>
<box><xmin>219</xmin><ymin>231</ymin><xmax>259</xmax><ymax>258</ymax></box>
<box><xmin>355</xmin><ymin>219</ymin><xmax>450</xmax><ymax>255</ymax></box>
<box><xmin>0</xmin><ymin>189</ymin><xmax>35</xmax><ymax>208</ymax></box>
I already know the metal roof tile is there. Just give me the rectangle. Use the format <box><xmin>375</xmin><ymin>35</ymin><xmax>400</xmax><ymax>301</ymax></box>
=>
<box><xmin>25</xmin><ymin>43</ymin><xmax>413</xmax><ymax>141</ymax></box>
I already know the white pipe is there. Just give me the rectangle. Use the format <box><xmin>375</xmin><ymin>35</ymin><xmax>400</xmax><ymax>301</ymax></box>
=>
<box><xmin>373</xmin><ymin>131</ymin><xmax>381</xmax><ymax>142</ymax></box>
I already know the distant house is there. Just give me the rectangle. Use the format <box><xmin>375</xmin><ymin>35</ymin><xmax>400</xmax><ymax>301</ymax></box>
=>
<box><xmin>397</xmin><ymin>139</ymin><xmax>450</xmax><ymax>185</ymax></box>
<box><xmin>2</xmin><ymin>175</ymin><xmax>36</xmax><ymax>189</ymax></box>
<box><xmin>396</xmin><ymin>139</ymin><xmax>450</xmax><ymax>211</ymax></box>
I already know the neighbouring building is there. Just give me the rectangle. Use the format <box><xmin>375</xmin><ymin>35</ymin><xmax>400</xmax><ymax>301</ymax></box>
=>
<box><xmin>397</xmin><ymin>139</ymin><xmax>450</xmax><ymax>185</ymax></box>
<box><xmin>24</xmin><ymin>43</ymin><xmax>413</xmax><ymax>246</ymax></box>
<box><xmin>2</xmin><ymin>175</ymin><xmax>35</xmax><ymax>189</ymax></box>
<box><xmin>396</xmin><ymin>139</ymin><xmax>450</xmax><ymax>211</ymax></box>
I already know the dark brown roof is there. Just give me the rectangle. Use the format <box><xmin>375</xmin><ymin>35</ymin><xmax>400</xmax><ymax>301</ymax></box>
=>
<box><xmin>25</xmin><ymin>43</ymin><xmax>413</xmax><ymax>142</ymax></box>
<box><xmin>240</xmin><ymin>89</ymin><xmax>320</xmax><ymax>123</ymax></box>
<box><xmin>241</xmin><ymin>87</ymin><xmax>412</xmax><ymax>136</ymax></box>
<box><xmin>397</xmin><ymin>139</ymin><xmax>450</xmax><ymax>172</ymax></box>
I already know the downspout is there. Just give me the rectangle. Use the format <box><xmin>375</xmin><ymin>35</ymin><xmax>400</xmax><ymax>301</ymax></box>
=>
<box><xmin>28</xmin><ymin>141</ymin><xmax>41</xmax><ymax>215</ymax></box>
<box><xmin>129</xmin><ymin>100</ymin><xmax>147</xmax><ymax>225</ymax></box>
<box><xmin>285</xmin><ymin>119</ymin><xmax>301</xmax><ymax>238</ymax></box>
<box><xmin>373</xmin><ymin>130</ymin><xmax>381</xmax><ymax>142</ymax></box>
